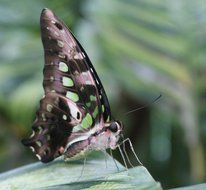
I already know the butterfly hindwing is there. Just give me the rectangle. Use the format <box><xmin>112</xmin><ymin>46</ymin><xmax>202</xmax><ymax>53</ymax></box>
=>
<box><xmin>22</xmin><ymin>92</ymin><xmax>86</xmax><ymax>162</ymax></box>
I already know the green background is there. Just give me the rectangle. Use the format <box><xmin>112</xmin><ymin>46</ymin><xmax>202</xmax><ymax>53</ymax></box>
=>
<box><xmin>0</xmin><ymin>0</ymin><xmax>206</xmax><ymax>189</ymax></box>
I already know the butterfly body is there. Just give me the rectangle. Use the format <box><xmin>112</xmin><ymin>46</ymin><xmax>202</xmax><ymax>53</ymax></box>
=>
<box><xmin>22</xmin><ymin>8</ymin><xmax>123</xmax><ymax>163</ymax></box>
<box><xmin>64</xmin><ymin>122</ymin><xmax>121</xmax><ymax>161</ymax></box>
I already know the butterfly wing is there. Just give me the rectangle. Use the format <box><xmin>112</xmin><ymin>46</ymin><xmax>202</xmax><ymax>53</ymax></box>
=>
<box><xmin>41</xmin><ymin>8</ymin><xmax>111</xmax><ymax>125</ymax></box>
<box><xmin>22</xmin><ymin>9</ymin><xmax>111</xmax><ymax>163</ymax></box>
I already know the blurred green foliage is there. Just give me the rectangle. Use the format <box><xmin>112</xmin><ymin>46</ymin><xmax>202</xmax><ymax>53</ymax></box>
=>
<box><xmin>0</xmin><ymin>0</ymin><xmax>206</xmax><ymax>189</ymax></box>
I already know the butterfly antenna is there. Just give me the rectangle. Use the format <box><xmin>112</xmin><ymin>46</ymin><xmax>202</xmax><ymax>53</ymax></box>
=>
<box><xmin>124</xmin><ymin>93</ymin><xmax>162</xmax><ymax>116</ymax></box>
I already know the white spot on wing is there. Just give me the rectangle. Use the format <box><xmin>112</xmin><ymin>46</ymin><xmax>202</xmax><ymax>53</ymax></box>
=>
<box><xmin>50</xmin><ymin>76</ymin><xmax>54</xmax><ymax>82</ymax></box>
<box><xmin>74</xmin><ymin>52</ymin><xmax>85</xmax><ymax>59</ymax></box>
<box><xmin>61</xmin><ymin>29</ymin><xmax>65</xmax><ymax>34</ymax></box>
<box><xmin>47</xmin><ymin>135</ymin><xmax>51</xmax><ymax>141</ymax></box>
<box><xmin>90</xmin><ymin>68</ymin><xmax>94</xmax><ymax>73</ymax></box>
<box><xmin>63</xmin><ymin>114</ymin><xmax>67</xmax><ymax>120</ymax></box>
<box><xmin>86</xmin><ymin>80</ymin><xmax>92</xmax><ymax>85</ymax></box>
<box><xmin>80</xmin><ymin>86</ymin><xmax>84</xmax><ymax>91</ymax></box>
<box><xmin>30</xmin><ymin>146</ymin><xmax>35</xmax><ymax>152</ymax></box>
<box><xmin>54</xmin><ymin>31</ymin><xmax>59</xmax><ymax>36</ymax></box>
<box><xmin>38</xmin><ymin>126</ymin><xmax>43</xmax><ymax>134</ymax></box>
<box><xmin>82</xmin><ymin>72</ymin><xmax>89</xmax><ymax>76</ymax></box>
<box><xmin>57</xmin><ymin>40</ymin><xmax>64</xmax><ymax>47</ymax></box>
<box><xmin>36</xmin><ymin>154</ymin><xmax>41</xmax><ymax>160</ymax></box>
<box><xmin>47</xmin><ymin>104</ymin><xmax>53</xmax><ymax>112</ymax></box>
<box><xmin>58</xmin><ymin>53</ymin><xmax>65</xmax><ymax>59</ymax></box>
<box><xmin>36</xmin><ymin>141</ymin><xmax>42</xmax><ymax>147</ymax></box>
<box><xmin>54</xmin><ymin>97</ymin><xmax>59</xmax><ymax>105</ymax></box>
<box><xmin>30</xmin><ymin>130</ymin><xmax>35</xmax><ymax>138</ymax></box>
<box><xmin>74</xmin><ymin>71</ymin><xmax>79</xmax><ymax>75</ymax></box>
<box><xmin>96</xmin><ymin>79</ymin><xmax>99</xmax><ymax>85</ymax></box>
<box><xmin>42</xmin><ymin>113</ymin><xmax>46</xmax><ymax>121</ymax></box>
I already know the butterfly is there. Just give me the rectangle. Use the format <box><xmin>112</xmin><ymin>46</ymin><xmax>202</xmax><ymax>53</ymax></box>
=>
<box><xmin>22</xmin><ymin>8</ymin><xmax>123</xmax><ymax>163</ymax></box>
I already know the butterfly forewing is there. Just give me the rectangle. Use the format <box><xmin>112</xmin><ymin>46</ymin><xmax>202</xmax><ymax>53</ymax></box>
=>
<box><xmin>40</xmin><ymin>9</ymin><xmax>111</xmax><ymax>126</ymax></box>
<box><xmin>22</xmin><ymin>8</ymin><xmax>111</xmax><ymax>162</ymax></box>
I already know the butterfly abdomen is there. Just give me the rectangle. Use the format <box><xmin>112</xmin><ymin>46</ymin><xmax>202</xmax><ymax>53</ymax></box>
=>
<box><xmin>64</xmin><ymin>139</ymin><xmax>90</xmax><ymax>161</ymax></box>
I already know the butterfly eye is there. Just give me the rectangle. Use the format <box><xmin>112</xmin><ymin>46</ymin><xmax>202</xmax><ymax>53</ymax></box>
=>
<box><xmin>109</xmin><ymin>122</ymin><xmax>118</xmax><ymax>133</ymax></box>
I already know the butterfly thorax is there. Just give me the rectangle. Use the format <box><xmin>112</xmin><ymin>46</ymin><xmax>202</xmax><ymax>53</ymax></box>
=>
<box><xmin>63</xmin><ymin>121</ymin><xmax>122</xmax><ymax>161</ymax></box>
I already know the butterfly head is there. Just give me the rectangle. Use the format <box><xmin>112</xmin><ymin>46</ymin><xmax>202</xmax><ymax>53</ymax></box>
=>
<box><xmin>102</xmin><ymin>120</ymin><xmax>123</xmax><ymax>149</ymax></box>
<box><xmin>106</xmin><ymin>121</ymin><xmax>123</xmax><ymax>133</ymax></box>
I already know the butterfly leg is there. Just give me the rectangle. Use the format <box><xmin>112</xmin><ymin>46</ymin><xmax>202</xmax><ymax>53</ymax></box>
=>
<box><xmin>118</xmin><ymin>145</ymin><xmax>128</xmax><ymax>170</ymax></box>
<box><xmin>120</xmin><ymin>134</ymin><xmax>134</xmax><ymax>168</ymax></box>
<box><xmin>100</xmin><ymin>149</ymin><xmax>108</xmax><ymax>169</ymax></box>
<box><xmin>77</xmin><ymin>156</ymin><xmax>87</xmax><ymax>181</ymax></box>
<box><xmin>109</xmin><ymin>149</ymin><xmax>120</xmax><ymax>172</ymax></box>
<box><xmin>120</xmin><ymin>138</ymin><xmax>143</xmax><ymax>166</ymax></box>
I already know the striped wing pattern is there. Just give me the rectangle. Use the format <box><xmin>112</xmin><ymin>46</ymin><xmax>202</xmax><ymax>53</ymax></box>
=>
<box><xmin>22</xmin><ymin>9</ymin><xmax>111</xmax><ymax>162</ymax></box>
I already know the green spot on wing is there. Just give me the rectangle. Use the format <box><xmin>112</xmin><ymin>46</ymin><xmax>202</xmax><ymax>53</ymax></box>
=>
<box><xmin>86</xmin><ymin>102</ymin><xmax>91</xmax><ymax>107</ymax></box>
<box><xmin>82</xmin><ymin>119</ymin><xmax>89</xmax><ymax>129</ymax></box>
<box><xmin>87</xmin><ymin>114</ymin><xmax>93</xmax><ymax>125</ymax></box>
<box><xmin>93</xmin><ymin>106</ymin><xmax>98</xmax><ymax>118</ymax></box>
<box><xmin>59</xmin><ymin>62</ymin><xmax>68</xmax><ymax>72</ymax></box>
<box><xmin>82</xmin><ymin>113</ymin><xmax>93</xmax><ymax>129</ymax></box>
<box><xmin>66</xmin><ymin>91</ymin><xmax>79</xmax><ymax>102</ymax></box>
<box><xmin>90</xmin><ymin>95</ymin><xmax>96</xmax><ymax>101</ymax></box>
<box><xmin>63</xmin><ymin>77</ymin><xmax>74</xmax><ymax>87</ymax></box>
<box><xmin>102</xmin><ymin>105</ymin><xmax>105</xmax><ymax>112</ymax></box>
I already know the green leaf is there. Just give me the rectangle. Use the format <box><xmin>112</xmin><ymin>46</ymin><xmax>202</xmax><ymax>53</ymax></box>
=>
<box><xmin>0</xmin><ymin>152</ymin><xmax>161</xmax><ymax>190</ymax></box>
<box><xmin>170</xmin><ymin>183</ymin><xmax>206</xmax><ymax>190</ymax></box>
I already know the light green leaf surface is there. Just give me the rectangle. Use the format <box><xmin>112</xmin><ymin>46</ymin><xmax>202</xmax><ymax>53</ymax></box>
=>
<box><xmin>171</xmin><ymin>183</ymin><xmax>206</xmax><ymax>190</ymax></box>
<box><xmin>0</xmin><ymin>152</ymin><xmax>161</xmax><ymax>190</ymax></box>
